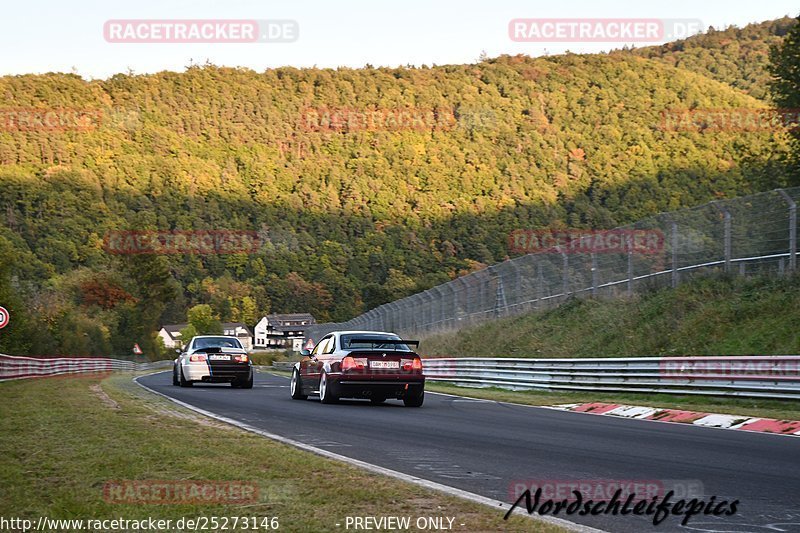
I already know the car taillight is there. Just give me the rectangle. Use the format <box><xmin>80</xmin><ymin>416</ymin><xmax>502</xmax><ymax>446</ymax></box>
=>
<box><xmin>235</xmin><ymin>355</ymin><xmax>248</xmax><ymax>363</ymax></box>
<box><xmin>341</xmin><ymin>356</ymin><xmax>365</xmax><ymax>371</ymax></box>
<box><xmin>402</xmin><ymin>357</ymin><xmax>423</xmax><ymax>371</ymax></box>
<box><xmin>189</xmin><ymin>354</ymin><xmax>205</xmax><ymax>362</ymax></box>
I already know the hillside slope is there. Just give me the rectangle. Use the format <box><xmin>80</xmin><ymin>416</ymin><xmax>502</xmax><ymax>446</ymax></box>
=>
<box><xmin>622</xmin><ymin>17</ymin><xmax>797</xmax><ymax>100</ymax></box>
<box><xmin>0</xmin><ymin>36</ymin><xmax>795</xmax><ymax>355</ymax></box>
<box><xmin>421</xmin><ymin>274</ymin><xmax>800</xmax><ymax>358</ymax></box>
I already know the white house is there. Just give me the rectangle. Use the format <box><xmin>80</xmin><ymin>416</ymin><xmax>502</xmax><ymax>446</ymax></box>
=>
<box><xmin>221</xmin><ymin>322</ymin><xmax>254</xmax><ymax>351</ymax></box>
<box><xmin>158</xmin><ymin>322</ymin><xmax>253</xmax><ymax>351</ymax></box>
<box><xmin>157</xmin><ymin>323</ymin><xmax>188</xmax><ymax>350</ymax></box>
<box><xmin>253</xmin><ymin>313</ymin><xmax>315</xmax><ymax>352</ymax></box>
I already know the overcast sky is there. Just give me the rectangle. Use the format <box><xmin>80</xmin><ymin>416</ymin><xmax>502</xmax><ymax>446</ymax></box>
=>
<box><xmin>1</xmin><ymin>0</ymin><xmax>797</xmax><ymax>79</ymax></box>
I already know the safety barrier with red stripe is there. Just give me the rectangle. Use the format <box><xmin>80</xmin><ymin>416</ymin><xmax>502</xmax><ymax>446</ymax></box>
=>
<box><xmin>0</xmin><ymin>354</ymin><xmax>171</xmax><ymax>381</ymax></box>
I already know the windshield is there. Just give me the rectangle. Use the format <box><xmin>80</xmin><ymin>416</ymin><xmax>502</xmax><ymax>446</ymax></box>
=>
<box><xmin>192</xmin><ymin>337</ymin><xmax>243</xmax><ymax>350</ymax></box>
<box><xmin>340</xmin><ymin>334</ymin><xmax>412</xmax><ymax>351</ymax></box>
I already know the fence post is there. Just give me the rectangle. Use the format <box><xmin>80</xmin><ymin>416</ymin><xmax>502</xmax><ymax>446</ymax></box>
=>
<box><xmin>713</xmin><ymin>202</ymin><xmax>732</xmax><ymax>273</ymax></box>
<box><xmin>591</xmin><ymin>252</ymin><xmax>598</xmax><ymax>297</ymax></box>
<box><xmin>627</xmin><ymin>243</ymin><xmax>634</xmax><ymax>296</ymax></box>
<box><xmin>432</xmin><ymin>286</ymin><xmax>445</xmax><ymax>329</ymax></box>
<box><xmin>537</xmin><ymin>260</ymin><xmax>544</xmax><ymax>310</ymax></box>
<box><xmin>778</xmin><ymin>189</ymin><xmax>797</xmax><ymax>272</ymax></box>
<box><xmin>442</xmin><ymin>283</ymin><xmax>454</xmax><ymax>329</ymax></box>
<box><xmin>671</xmin><ymin>220</ymin><xmax>679</xmax><ymax>288</ymax></box>
<box><xmin>561</xmin><ymin>249</ymin><xmax>569</xmax><ymax>298</ymax></box>
<box><xmin>455</xmin><ymin>277</ymin><xmax>468</xmax><ymax>322</ymax></box>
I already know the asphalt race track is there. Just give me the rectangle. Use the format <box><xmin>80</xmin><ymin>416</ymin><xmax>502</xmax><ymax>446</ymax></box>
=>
<box><xmin>139</xmin><ymin>371</ymin><xmax>800</xmax><ymax>533</ymax></box>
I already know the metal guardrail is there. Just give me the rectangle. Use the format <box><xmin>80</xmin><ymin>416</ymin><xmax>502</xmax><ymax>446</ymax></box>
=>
<box><xmin>422</xmin><ymin>356</ymin><xmax>800</xmax><ymax>400</ymax></box>
<box><xmin>0</xmin><ymin>354</ymin><xmax>172</xmax><ymax>381</ymax></box>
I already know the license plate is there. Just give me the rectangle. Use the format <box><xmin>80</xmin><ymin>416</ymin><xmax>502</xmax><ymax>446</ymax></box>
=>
<box><xmin>370</xmin><ymin>360</ymin><xmax>399</xmax><ymax>369</ymax></box>
<box><xmin>209</xmin><ymin>354</ymin><xmax>229</xmax><ymax>361</ymax></box>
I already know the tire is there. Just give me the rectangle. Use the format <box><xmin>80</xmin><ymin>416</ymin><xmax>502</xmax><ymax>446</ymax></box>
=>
<box><xmin>178</xmin><ymin>366</ymin><xmax>193</xmax><ymax>387</ymax></box>
<box><xmin>290</xmin><ymin>368</ymin><xmax>307</xmax><ymax>400</ymax></box>
<box><xmin>403</xmin><ymin>387</ymin><xmax>424</xmax><ymax>407</ymax></box>
<box><xmin>319</xmin><ymin>371</ymin><xmax>338</xmax><ymax>404</ymax></box>
<box><xmin>172</xmin><ymin>366</ymin><xmax>179</xmax><ymax>386</ymax></box>
<box><xmin>370</xmin><ymin>396</ymin><xmax>386</xmax><ymax>404</ymax></box>
<box><xmin>241</xmin><ymin>371</ymin><xmax>253</xmax><ymax>389</ymax></box>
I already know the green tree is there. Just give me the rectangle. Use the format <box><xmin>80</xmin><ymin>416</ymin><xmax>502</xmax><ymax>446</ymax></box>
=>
<box><xmin>0</xmin><ymin>236</ymin><xmax>32</xmax><ymax>355</ymax></box>
<box><xmin>186</xmin><ymin>304</ymin><xmax>222</xmax><ymax>335</ymax></box>
<box><xmin>770</xmin><ymin>15</ymin><xmax>800</xmax><ymax>170</ymax></box>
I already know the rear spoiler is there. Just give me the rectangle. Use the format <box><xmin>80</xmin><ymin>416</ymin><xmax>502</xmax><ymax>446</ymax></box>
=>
<box><xmin>345</xmin><ymin>338</ymin><xmax>420</xmax><ymax>348</ymax></box>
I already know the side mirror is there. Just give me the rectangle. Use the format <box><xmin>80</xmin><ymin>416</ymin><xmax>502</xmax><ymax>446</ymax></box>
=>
<box><xmin>175</xmin><ymin>348</ymin><xmax>182</xmax><ymax>354</ymax></box>
<box><xmin>300</xmin><ymin>349</ymin><xmax>311</xmax><ymax>357</ymax></box>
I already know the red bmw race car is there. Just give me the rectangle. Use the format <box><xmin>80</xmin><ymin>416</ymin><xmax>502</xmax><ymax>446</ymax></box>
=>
<box><xmin>290</xmin><ymin>331</ymin><xmax>425</xmax><ymax>407</ymax></box>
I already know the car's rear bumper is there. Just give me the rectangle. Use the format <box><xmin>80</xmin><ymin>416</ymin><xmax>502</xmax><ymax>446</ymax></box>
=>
<box><xmin>183</xmin><ymin>363</ymin><xmax>251</xmax><ymax>382</ymax></box>
<box><xmin>331</xmin><ymin>374</ymin><xmax>424</xmax><ymax>398</ymax></box>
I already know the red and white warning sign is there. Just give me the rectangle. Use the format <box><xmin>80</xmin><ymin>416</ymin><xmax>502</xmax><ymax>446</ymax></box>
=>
<box><xmin>0</xmin><ymin>306</ymin><xmax>9</xmax><ymax>329</ymax></box>
<box><xmin>304</xmin><ymin>338</ymin><xmax>314</xmax><ymax>351</ymax></box>
<box><xmin>132</xmin><ymin>343</ymin><xmax>143</xmax><ymax>355</ymax></box>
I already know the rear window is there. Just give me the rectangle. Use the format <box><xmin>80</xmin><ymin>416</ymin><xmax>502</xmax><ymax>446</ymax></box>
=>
<box><xmin>193</xmin><ymin>337</ymin><xmax>243</xmax><ymax>350</ymax></box>
<box><xmin>340</xmin><ymin>334</ymin><xmax>411</xmax><ymax>351</ymax></box>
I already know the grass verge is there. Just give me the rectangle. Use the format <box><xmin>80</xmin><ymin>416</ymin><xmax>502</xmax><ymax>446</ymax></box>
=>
<box><xmin>0</xmin><ymin>373</ymin><xmax>567</xmax><ymax>533</ymax></box>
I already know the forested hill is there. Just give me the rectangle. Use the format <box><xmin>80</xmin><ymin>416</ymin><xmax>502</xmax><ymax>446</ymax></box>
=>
<box><xmin>0</xmin><ymin>21</ymin><xmax>796</xmax><ymax>356</ymax></box>
<box><xmin>622</xmin><ymin>17</ymin><xmax>797</xmax><ymax>100</ymax></box>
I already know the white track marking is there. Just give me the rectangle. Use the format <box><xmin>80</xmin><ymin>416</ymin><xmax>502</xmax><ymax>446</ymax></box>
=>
<box><xmin>134</xmin><ymin>372</ymin><xmax>605</xmax><ymax>533</ymax></box>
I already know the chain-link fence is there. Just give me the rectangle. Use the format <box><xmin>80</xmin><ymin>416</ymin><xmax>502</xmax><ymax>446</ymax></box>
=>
<box><xmin>307</xmin><ymin>187</ymin><xmax>800</xmax><ymax>342</ymax></box>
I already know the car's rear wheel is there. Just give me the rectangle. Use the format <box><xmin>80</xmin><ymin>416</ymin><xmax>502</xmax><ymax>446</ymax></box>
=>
<box><xmin>403</xmin><ymin>387</ymin><xmax>424</xmax><ymax>407</ymax></box>
<box><xmin>172</xmin><ymin>366</ymin><xmax>179</xmax><ymax>386</ymax></box>
<box><xmin>179</xmin><ymin>366</ymin><xmax>193</xmax><ymax>387</ymax></box>
<box><xmin>290</xmin><ymin>368</ymin><xmax>307</xmax><ymax>400</ymax></box>
<box><xmin>240</xmin><ymin>371</ymin><xmax>253</xmax><ymax>389</ymax></box>
<box><xmin>319</xmin><ymin>372</ymin><xmax>338</xmax><ymax>404</ymax></box>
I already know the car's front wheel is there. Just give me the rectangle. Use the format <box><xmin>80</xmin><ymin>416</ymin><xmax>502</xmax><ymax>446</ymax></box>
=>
<box><xmin>290</xmin><ymin>369</ymin><xmax>307</xmax><ymax>400</ymax></box>
<box><xmin>319</xmin><ymin>371</ymin><xmax>338</xmax><ymax>404</ymax></box>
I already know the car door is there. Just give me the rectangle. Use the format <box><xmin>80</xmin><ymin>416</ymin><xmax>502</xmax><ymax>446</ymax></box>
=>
<box><xmin>302</xmin><ymin>334</ymin><xmax>329</xmax><ymax>388</ymax></box>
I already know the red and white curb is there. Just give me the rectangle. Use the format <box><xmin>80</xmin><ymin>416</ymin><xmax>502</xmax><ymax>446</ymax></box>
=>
<box><xmin>553</xmin><ymin>402</ymin><xmax>800</xmax><ymax>437</ymax></box>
